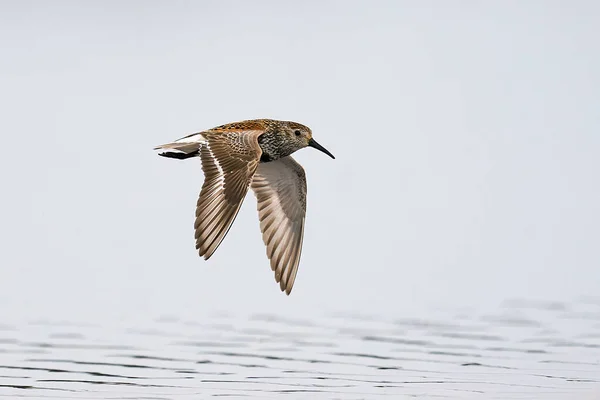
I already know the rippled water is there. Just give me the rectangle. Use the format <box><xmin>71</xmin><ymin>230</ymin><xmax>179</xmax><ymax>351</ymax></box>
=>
<box><xmin>1</xmin><ymin>299</ymin><xmax>599</xmax><ymax>399</ymax></box>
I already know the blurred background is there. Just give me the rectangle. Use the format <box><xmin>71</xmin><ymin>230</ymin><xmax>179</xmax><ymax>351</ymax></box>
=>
<box><xmin>0</xmin><ymin>0</ymin><xmax>598</xmax><ymax>325</ymax></box>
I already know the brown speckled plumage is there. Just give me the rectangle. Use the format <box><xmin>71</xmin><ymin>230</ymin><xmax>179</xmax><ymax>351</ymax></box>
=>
<box><xmin>154</xmin><ymin>119</ymin><xmax>334</xmax><ymax>295</ymax></box>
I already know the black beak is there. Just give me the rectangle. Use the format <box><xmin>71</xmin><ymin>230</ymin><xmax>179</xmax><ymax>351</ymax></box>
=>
<box><xmin>308</xmin><ymin>138</ymin><xmax>335</xmax><ymax>159</ymax></box>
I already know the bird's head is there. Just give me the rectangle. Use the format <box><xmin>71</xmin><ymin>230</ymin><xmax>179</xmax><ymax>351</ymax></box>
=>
<box><xmin>284</xmin><ymin>121</ymin><xmax>335</xmax><ymax>159</ymax></box>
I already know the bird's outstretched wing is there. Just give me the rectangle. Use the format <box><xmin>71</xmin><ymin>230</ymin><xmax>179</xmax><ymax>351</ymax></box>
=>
<box><xmin>251</xmin><ymin>156</ymin><xmax>307</xmax><ymax>295</ymax></box>
<box><xmin>195</xmin><ymin>130</ymin><xmax>263</xmax><ymax>259</ymax></box>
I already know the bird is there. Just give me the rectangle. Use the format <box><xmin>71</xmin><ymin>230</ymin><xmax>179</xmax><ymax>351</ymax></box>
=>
<box><xmin>154</xmin><ymin>119</ymin><xmax>335</xmax><ymax>295</ymax></box>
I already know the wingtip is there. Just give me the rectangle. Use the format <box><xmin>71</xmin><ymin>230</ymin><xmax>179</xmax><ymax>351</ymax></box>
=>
<box><xmin>196</xmin><ymin>245</ymin><xmax>211</xmax><ymax>261</ymax></box>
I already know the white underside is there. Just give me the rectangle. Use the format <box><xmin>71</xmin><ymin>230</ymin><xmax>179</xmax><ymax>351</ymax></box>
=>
<box><xmin>154</xmin><ymin>132</ymin><xmax>208</xmax><ymax>154</ymax></box>
<box><xmin>174</xmin><ymin>132</ymin><xmax>207</xmax><ymax>144</ymax></box>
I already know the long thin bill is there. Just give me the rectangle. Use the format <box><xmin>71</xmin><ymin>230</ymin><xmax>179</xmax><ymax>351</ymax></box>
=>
<box><xmin>308</xmin><ymin>138</ymin><xmax>335</xmax><ymax>159</ymax></box>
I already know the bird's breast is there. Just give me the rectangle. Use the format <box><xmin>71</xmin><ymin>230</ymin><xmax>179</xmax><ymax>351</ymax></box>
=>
<box><xmin>260</xmin><ymin>152</ymin><xmax>274</xmax><ymax>163</ymax></box>
<box><xmin>257</xmin><ymin>131</ymin><xmax>285</xmax><ymax>162</ymax></box>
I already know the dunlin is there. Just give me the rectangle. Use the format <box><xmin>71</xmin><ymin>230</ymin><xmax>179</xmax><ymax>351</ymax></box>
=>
<box><xmin>154</xmin><ymin>119</ymin><xmax>334</xmax><ymax>295</ymax></box>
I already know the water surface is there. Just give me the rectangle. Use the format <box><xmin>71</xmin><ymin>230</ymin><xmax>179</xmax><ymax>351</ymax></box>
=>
<box><xmin>1</xmin><ymin>299</ymin><xmax>599</xmax><ymax>399</ymax></box>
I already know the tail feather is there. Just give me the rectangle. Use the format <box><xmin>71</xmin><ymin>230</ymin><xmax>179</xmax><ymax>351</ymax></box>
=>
<box><xmin>154</xmin><ymin>132</ymin><xmax>207</xmax><ymax>160</ymax></box>
<box><xmin>156</xmin><ymin>149</ymin><xmax>200</xmax><ymax>160</ymax></box>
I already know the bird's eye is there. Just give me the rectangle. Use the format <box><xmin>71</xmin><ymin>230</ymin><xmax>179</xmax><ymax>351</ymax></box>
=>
<box><xmin>294</xmin><ymin>130</ymin><xmax>301</xmax><ymax>136</ymax></box>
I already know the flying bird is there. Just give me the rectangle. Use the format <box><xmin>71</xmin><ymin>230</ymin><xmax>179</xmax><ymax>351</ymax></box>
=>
<box><xmin>154</xmin><ymin>119</ymin><xmax>335</xmax><ymax>295</ymax></box>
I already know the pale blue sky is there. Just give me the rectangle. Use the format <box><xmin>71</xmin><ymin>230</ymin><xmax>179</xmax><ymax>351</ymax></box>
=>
<box><xmin>0</xmin><ymin>1</ymin><xmax>598</xmax><ymax>323</ymax></box>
